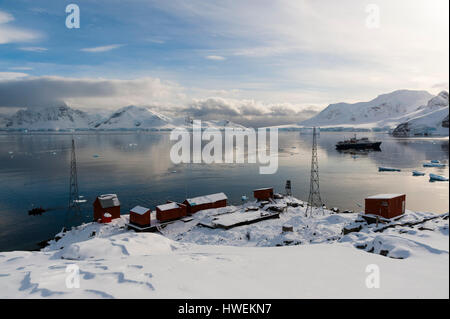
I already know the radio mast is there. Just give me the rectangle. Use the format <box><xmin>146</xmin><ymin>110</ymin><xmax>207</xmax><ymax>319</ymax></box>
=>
<box><xmin>66</xmin><ymin>137</ymin><xmax>81</xmax><ymax>226</ymax></box>
<box><xmin>305</xmin><ymin>127</ymin><xmax>324</xmax><ymax>217</ymax></box>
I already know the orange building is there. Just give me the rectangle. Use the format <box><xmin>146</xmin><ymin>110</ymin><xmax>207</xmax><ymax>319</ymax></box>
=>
<box><xmin>129</xmin><ymin>206</ymin><xmax>151</xmax><ymax>227</ymax></box>
<box><xmin>93</xmin><ymin>194</ymin><xmax>121</xmax><ymax>221</ymax></box>
<box><xmin>253</xmin><ymin>188</ymin><xmax>274</xmax><ymax>201</ymax></box>
<box><xmin>365</xmin><ymin>194</ymin><xmax>406</xmax><ymax>219</ymax></box>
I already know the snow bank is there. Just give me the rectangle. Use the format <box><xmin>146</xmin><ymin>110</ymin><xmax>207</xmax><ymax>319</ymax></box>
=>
<box><xmin>0</xmin><ymin>197</ymin><xmax>448</xmax><ymax>298</ymax></box>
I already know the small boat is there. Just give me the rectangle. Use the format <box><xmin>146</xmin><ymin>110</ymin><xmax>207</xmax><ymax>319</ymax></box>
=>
<box><xmin>379</xmin><ymin>167</ymin><xmax>401</xmax><ymax>172</ymax></box>
<box><xmin>423</xmin><ymin>163</ymin><xmax>446</xmax><ymax>168</ymax></box>
<box><xmin>412</xmin><ymin>170</ymin><xmax>425</xmax><ymax>176</ymax></box>
<box><xmin>28</xmin><ymin>207</ymin><xmax>46</xmax><ymax>216</ymax></box>
<box><xmin>429</xmin><ymin>173</ymin><xmax>449</xmax><ymax>182</ymax></box>
<box><xmin>336</xmin><ymin>135</ymin><xmax>382</xmax><ymax>150</ymax></box>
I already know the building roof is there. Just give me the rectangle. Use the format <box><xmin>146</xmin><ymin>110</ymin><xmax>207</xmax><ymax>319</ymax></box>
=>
<box><xmin>156</xmin><ymin>202</ymin><xmax>179</xmax><ymax>211</ymax></box>
<box><xmin>185</xmin><ymin>192</ymin><xmax>228</xmax><ymax>206</ymax></box>
<box><xmin>97</xmin><ymin>194</ymin><xmax>120</xmax><ymax>208</ymax></box>
<box><xmin>130</xmin><ymin>205</ymin><xmax>150</xmax><ymax>215</ymax></box>
<box><xmin>366</xmin><ymin>194</ymin><xmax>405</xmax><ymax>199</ymax></box>
<box><xmin>253</xmin><ymin>187</ymin><xmax>273</xmax><ymax>192</ymax></box>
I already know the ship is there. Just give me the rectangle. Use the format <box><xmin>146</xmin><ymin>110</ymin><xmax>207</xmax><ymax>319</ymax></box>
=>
<box><xmin>336</xmin><ymin>135</ymin><xmax>382</xmax><ymax>150</ymax></box>
<box><xmin>28</xmin><ymin>206</ymin><xmax>46</xmax><ymax>216</ymax></box>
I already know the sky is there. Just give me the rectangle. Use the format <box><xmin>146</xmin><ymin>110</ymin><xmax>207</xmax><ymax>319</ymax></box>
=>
<box><xmin>0</xmin><ymin>0</ymin><xmax>448</xmax><ymax>126</ymax></box>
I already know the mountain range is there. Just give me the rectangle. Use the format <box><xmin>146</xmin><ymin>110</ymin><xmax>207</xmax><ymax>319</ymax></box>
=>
<box><xmin>0</xmin><ymin>89</ymin><xmax>448</xmax><ymax>135</ymax></box>
<box><xmin>292</xmin><ymin>89</ymin><xmax>448</xmax><ymax>135</ymax></box>
<box><xmin>0</xmin><ymin>105</ymin><xmax>245</xmax><ymax>131</ymax></box>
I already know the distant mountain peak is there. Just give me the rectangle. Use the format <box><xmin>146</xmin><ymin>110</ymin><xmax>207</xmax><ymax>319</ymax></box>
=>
<box><xmin>300</xmin><ymin>89</ymin><xmax>434</xmax><ymax>128</ymax></box>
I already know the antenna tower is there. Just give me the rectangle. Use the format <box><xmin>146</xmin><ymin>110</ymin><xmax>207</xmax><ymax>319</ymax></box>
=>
<box><xmin>305</xmin><ymin>127</ymin><xmax>324</xmax><ymax>217</ymax></box>
<box><xmin>66</xmin><ymin>137</ymin><xmax>81</xmax><ymax>226</ymax></box>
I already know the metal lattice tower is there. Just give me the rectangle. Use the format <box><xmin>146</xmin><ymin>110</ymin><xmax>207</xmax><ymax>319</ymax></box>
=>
<box><xmin>66</xmin><ymin>137</ymin><xmax>81</xmax><ymax>225</ymax></box>
<box><xmin>285</xmin><ymin>180</ymin><xmax>292</xmax><ymax>196</ymax></box>
<box><xmin>305</xmin><ymin>127</ymin><xmax>324</xmax><ymax>217</ymax></box>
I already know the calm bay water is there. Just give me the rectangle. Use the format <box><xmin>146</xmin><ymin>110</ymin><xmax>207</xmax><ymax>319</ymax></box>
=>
<box><xmin>0</xmin><ymin>132</ymin><xmax>448</xmax><ymax>251</ymax></box>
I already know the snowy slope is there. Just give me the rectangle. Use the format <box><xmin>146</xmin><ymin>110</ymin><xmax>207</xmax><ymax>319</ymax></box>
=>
<box><xmin>0</xmin><ymin>105</ymin><xmax>246</xmax><ymax>131</ymax></box>
<box><xmin>392</xmin><ymin>91</ymin><xmax>449</xmax><ymax>137</ymax></box>
<box><xmin>2</xmin><ymin>104</ymin><xmax>93</xmax><ymax>131</ymax></box>
<box><xmin>300</xmin><ymin>90</ymin><xmax>434</xmax><ymax>129</ymax></box>
<box><xmin>94</xmin><ymin>105</ymin><xmax>173</xmax><ymax>130</ymax></box>
<box><xmin>0</xmin><ymin>197</ymin><xmax>448</xmax><ymax>298</ymax></box>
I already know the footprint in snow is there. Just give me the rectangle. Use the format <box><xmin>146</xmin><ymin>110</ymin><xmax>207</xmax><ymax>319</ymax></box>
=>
<box><xmin>79</xmin><ymin>270</ymin><xmax>96</xmax><ymax>280</ymax></box>
<box><xmin>48</xmin><ymin>265</ymin><xmax>66</xmax><ymax>270</ymax></box>
<box><xmin>127</xmin><ymin>265</ymin><xmax>143</xmax><ymax>269</ymax></box>
<box><xmin>84</xmin><ymin>289</ymin><xmax>114</xmax><ymax>299</ymax></box>
<box><xmin>19</xmin><ymin>272</ymin><xmax>65</xmax><ymax>297</ymax></box>
<box><xmin>95</xmin><ymin>265</ymin><xmax>108</xmax><ymax>270</ymax></box>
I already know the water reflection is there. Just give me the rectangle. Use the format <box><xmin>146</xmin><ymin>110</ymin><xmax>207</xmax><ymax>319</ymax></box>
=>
<box><xmin>0</xmin><ymin>132</ymin><xmax>448</xmax><ymax>251</ymax></box>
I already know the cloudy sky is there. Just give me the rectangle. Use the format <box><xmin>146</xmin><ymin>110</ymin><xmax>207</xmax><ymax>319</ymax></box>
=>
<box><xmin>0</xmin><ymin>0</ymin><xmax>448</xmax><ymax>126</ymax></box>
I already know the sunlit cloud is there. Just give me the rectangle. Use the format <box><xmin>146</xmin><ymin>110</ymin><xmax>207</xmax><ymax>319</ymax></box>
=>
<box><xmin>80</xmin><ymin>44</ymin><xmax>124</xmax><ymax>53</ymax></box>
<box><xmin>205</xmin><ymin>55</ymin><xmax>226</xmax><ymax>61</ymax></box>
<box><xmin>0</xmin><ymin>72</ymin><xmax>29</xmax><ymax>80</ymax></box>
<box><xmin>0</xmin><ymin>10</ymin><xmax>41</xmax><ymax>44</ymax></box>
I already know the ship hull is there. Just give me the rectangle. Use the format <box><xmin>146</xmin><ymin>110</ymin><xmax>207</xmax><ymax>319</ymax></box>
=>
<box><xmin>336</xmin><ymin>141</ymin><xmax>382</xmax><ymax>150</ymax></box>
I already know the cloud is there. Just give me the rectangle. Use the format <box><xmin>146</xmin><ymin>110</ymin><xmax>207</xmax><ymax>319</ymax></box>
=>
<box><xmin>0</xmin><ymin>72</ymin><xmax>29</xmax><ymax>80</ymax></box>
<box><xmin>8</xmin><ymin>67</ymin><xmax>33</xmax><ymax>71</ymax></box>
<box><xmin>177</xmin><ymin>97</ymin><xmax>319</xmax><ymax>127</ymax></box>
<box><xmin>0</xmin><ymin>11</ymin><xmax>14</xmax><ymax>24</ymax></box>
<box><xmin>0</xmin><ymin>76</ymin><xmax>185</xmax><ymax>109</ymax></box>
<box><xmin>0</xmin><ymin>10</ymin><xmax>41</xmax><ymax>44</ymax></box>
<box><xmin>80</xmin><ymin>44</ymin><xmax>124</xmax><ymax>53</ymax></box>
<box><xmin>152</xmin><ymin>0</ymin><xmax>448</xmax><ymax>96</ymax></box>
<box><xmin>0</xmin><ymin>76</ymin><xmax>318</xmax><ymax>127</ymax></box>
<box><xmin>19</xmin><ymin>46</ymin><xmax>48</xmax><ymax>52</ymax></box>
<box><xmin>205</xmin><ymin>55</ymin><xmax>226</xmax><ymax>61</ymax></box>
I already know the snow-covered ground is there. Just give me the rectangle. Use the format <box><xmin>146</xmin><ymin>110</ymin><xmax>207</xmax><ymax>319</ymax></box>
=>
<box><xmin>0</xmin><ymin>197</ymin><xmax>448</xmax><ymax>298</ymax></box>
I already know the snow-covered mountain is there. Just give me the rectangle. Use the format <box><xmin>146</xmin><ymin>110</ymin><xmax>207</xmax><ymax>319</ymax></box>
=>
<box><xmin>3</xmin><ymin>104</ymin><xmax>94</xmax><ymax>130</ymax></box>
<box><xmin>94</xmin><ymin>105</ymin><xmax>173</xmax><ymax>130</ymax></box>
<box><xmin>0</xmin><ymin>104</ymin><xmax>246</xmax><ymax>131</ymax></box>
<box><xmin>300</xmin><ymin>90</ymin><xmax>434</xmax><ymax>130</ymax></box>
<box><xmin>392</xmin><ymin>91</ymin><xmax>449</xmax><ymax>137</ymax></box>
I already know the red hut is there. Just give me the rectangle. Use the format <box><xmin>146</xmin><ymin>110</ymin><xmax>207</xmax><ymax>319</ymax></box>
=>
<box><xmin>253</xmin><ymin>188</ymin><xmax>274</xmax><ymax>201</ymax></box>
<box><xmin>156</xmin><ymin>202</ymin><xmax>187</xmax><ymax>222</ymax></box>
<box><xmin>93</xmin><ymin>194</ymin><xmax>121</xmax><ymax>221</ymax></box>
<box><xmin>129</xmin><ymin>205</ymin><xmax>151</xmax><ymax>227</ymax></box>
<box><xmin>184</xmin><ymin>193</ymin><xmax>228</xmax><ymax>215</ymax></box>
<box><xmin>365</xmin><ymin>194</ymin><xmax>406</xmax><ymax>219</ymax></box>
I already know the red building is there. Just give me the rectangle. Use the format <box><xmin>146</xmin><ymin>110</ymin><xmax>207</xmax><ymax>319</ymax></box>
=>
<box><xmin>129</xmin><ymin>205</ymin><xmax>151</xmax><ymax>227</ymax></box>
<box><xmin>365</xmin><ymin>194</ymin><xmax>406</xmax><ymax>219</ymax></box>
<box><xmin>183</xmin><ymin>193</ymin><xmax>228</xmax><ymax>215</ymax></box>
<box><xmin>253</xmin><ymin>188</ymin><xmax>274</xmax><ymax>201</ymax></box>
<box><xmin>156</xmin><ymin>202</ymin><xmax>187</xmax><ymax>222</ymax></box>
<box><xmin>93</xmin><ymin>194</ymin><xmax>121</xmax><ymax>221</ymax></box>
